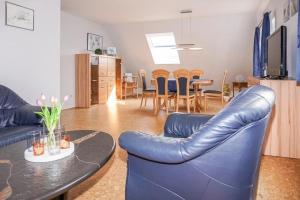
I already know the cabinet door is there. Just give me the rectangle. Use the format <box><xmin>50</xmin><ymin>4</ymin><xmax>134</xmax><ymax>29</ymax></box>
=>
<box><xmin>99</xmin><ymin>83</ymin><xmax>108</xmax><ymax>103</ymax></box>
<box><xmin>107</xmin><ymin>57</ymin><xmax>116</xmax><ymax>77</ymax></box>
<box><xmin>107</xmin><ymin>77</ymin><xmax>115</xmax><ymax>99</ymax></box>
<box><xmin>99</xmin><ymin>57</ymin><xmax>108</xmax><ymax>76</ymax></box>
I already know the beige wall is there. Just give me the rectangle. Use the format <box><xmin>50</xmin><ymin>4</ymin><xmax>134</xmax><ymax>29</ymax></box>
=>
<box><xmin>257</xmin><ymin>0</ymin><xmax>298</xmax><ymax>78</ymax></box>
<box><xmin>0</xmin><ymin>0</ymin><xmax>61</xmax><ymax>104</ymax></box>
<box><xmin>60</xmin><ymin>11</ymin><xmax>115</xmax><ymax>108</ymax></box>
<box><xmin>107</xmin><ymin>13</ymin><xmax>257</xmax><ymax>90</ymax></box>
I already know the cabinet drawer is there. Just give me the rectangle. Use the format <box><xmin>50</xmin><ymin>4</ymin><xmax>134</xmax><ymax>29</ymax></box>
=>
<box><xmin>99</xmin><ymin>77</ymin><xmax>108</xmax><ymax>83</ymax></box>
<box><xmin>99</xmin><ymin>83</ymin><xmax>107</xmax><ymax>103</ymax></box>
<box><xmin>108</xmin><ymin>77</ymin><xmax>115</xmax><ymax>85</ymax></box>
<box><xmin>99</xmin><ymin>67</ymin><xmax>107</xmax><ymax>76</ymax></box>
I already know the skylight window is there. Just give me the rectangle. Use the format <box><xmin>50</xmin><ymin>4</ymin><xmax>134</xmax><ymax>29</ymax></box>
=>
<box><xmin>146</xmin><ymin>33</ymin><xmax>180</xmax><ymax>65</ymax></box>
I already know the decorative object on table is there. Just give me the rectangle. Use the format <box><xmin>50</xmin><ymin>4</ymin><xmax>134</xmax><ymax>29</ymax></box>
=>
<box><xmin>283</xmin><ymin>1</ymin><xmax>291</xmax><ymax>22</ymax></box>
<box><xmin>223</xmin><ymin>83</ymin><xmax>231</xmax><ymax>102</ymax></box>
<box><xmin>60</xmin><ymin>130</ymin><xmax>71</xmax><ymax>149</ymax></box>
<box><xmin>5</xmin><ymin>2</ymin><xmax>34</xmax><ymax>31</ymax></box>
<box><xmin>107</xmin><ymin>47</ymin><xmax>117</xmax><ymax>56</ymax></box>
<box><xmin>35</xmin><ymin>94</ymin><xmax>70</xmax><ymax>156</ymax></box>
<box><xmin>32</xmin><ymin>132</ymin><xmax>44</xmax><ymax>156</ymax></box>
<box><xmin>87</xmin><ymin>33</ymin><xmax>103</xmax><ymax>51</ymax></box>
<box><xmin>235</xmin><ymin>74</ymin><xmax>245</xmax><ymax>82</ymax></box>
<box><xmin>290</xmin><ymin>0</ymin><xmax>299</xmax><ymax>17</ymax></box>
<box><xmin>94</xmin><ymin>48</ymin><xmax>102</xmax><ymax>55</ymax></box>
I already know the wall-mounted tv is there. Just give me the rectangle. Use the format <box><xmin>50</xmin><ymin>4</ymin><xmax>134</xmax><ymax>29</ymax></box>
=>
<box><xmin>267</xmin><ymin>26</ymin><xmax>287</xmax><ymax>79</ymax></box>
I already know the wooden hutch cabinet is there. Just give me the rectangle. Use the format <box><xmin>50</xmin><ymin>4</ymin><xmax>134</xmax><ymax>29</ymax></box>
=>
<box><xmin>75</xmin><ymin>53</ymin><xmax>122</xmax><ymax>108</ymax></box>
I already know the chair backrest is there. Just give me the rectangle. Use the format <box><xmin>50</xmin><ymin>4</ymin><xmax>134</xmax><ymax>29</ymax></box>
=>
<box><xmin>138</xmin><ymin>69</ymin><xmax>147</xmax><ymax>90</ymax></box>
<box><xmin>152</xmin><ymin>69</ymin><xmax>170</xmax><ymax>96</ymax></box>
<box><xmin>173</xmin><ymin>69</ymin><xmax>190</xmax><ymax>96</ymax></box>
<box><xmin>190</xmin><ymin>69</ymin><xmax>204</xmax><ymax>79</ymax></box>
<box><xmin>221</xmin><ymin>70</ymin><xmax>228</xmax><ymax>94</ymax></box>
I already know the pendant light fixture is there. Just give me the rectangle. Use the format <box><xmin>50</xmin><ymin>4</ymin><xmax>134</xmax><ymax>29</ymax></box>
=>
<box><xmin>174</xmin><ymin>9</ymin><xmax>203</xmax><ymax>51</ymax></box>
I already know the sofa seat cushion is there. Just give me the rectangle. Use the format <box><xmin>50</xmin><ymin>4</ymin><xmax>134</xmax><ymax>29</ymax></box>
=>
<box><xmin>0</xmin><ymin>126</ymin><xmax>42</xmax><ymax>148</ymax></box>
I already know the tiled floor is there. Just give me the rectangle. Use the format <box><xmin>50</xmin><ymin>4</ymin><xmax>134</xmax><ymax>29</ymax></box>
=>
<box><xmin>61</xmin><ymin>98</ymin><xmax>300</xmax><ymax>200</ymax></box>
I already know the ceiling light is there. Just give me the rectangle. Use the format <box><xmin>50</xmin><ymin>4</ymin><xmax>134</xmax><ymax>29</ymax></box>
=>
<box><xmin>175</xmin><ymin>10</ymin><xmax>203</xmax><ymax>51</ymax></box>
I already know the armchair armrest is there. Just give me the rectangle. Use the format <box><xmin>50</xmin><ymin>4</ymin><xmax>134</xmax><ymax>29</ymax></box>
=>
<box><xmin>119</xmin><ymin>131</ymin><xmax>186</xmax><ymax>164</ymax></box>
<box><xmin>13</xmin><ymin>105</ymin><xmax>42</xmax><ymax>126</ymax></box>
<box><xmin>164</xmin><ymin>113</ymin><xmax>213</xmax><ymax>138</ymax></box>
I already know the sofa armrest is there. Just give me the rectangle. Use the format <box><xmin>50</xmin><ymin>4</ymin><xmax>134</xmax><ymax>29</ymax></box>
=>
<box><xmin>119</xmin><ymin>131</ymin><xmax>186</xmax><ymax>164</ymax></box>
<box><xmin>164</xmin><ymin>113</ymin><xmax>213</xmax><ymax>138</ymax></box>
<box><xmin>13</xmin><ymin>105</ymin><xmax>43</xmax><ymax>126</ymax></box>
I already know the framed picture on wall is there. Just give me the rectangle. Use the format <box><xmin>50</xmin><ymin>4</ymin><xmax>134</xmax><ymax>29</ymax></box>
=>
<box><xmin>87</xmin><ymin>33</ymin><xmax>103</xmax><ymax>52</ymax></box>
<box><xmin>5</xmin><ymin>2</ymin><xmax>34</xmax><ymax>31</ymax></box>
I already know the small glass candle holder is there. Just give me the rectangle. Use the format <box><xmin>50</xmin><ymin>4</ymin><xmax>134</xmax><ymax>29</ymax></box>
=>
<box><xmin>33</xmin><ymin>132</ymin><xmax>44</xmax><ymax>156</ymax></box>
<box><xmin>60</xmin><ymin>128</ymin><xmax>70</xmax><ymax>149</ymax></box>
<box><xmin>26</xmin><ymin>130</ymin><xmax>41</xmax><ymax>152</ymax></box>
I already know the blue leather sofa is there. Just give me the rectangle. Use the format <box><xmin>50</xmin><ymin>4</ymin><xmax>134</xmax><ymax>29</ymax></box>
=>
<box><xmin>0</xmin><ymin>85</ymin><xmax>42</xmax><ymax>148</ymax></box>
<box><xmin>119</xmin><ymin>85</ymin><xmax>275</xmax><ymax>200</ymax></box>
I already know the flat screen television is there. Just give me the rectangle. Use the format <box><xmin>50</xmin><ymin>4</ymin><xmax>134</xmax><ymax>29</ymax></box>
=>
<box><xmin>267</xmin><ymin>26</ymin><xmax>287</xmax><ymax>79</ymax></box>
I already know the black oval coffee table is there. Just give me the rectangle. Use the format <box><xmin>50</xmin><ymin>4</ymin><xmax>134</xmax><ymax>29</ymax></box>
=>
<box><xmin>0</xmin><ymin>130</ymin><xmax>115</xmax><ymax>200</ymax></box>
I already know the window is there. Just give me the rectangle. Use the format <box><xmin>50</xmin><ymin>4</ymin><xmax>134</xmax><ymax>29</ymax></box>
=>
<box><xmin>270</xmin><ymin>11</ymin><xmax>276</xmax><ymax>34</ymax></box>
<box><xmin>145</xmin><ymin>32</ymin><xmax>180</xmax><ymax>65</ymax></box>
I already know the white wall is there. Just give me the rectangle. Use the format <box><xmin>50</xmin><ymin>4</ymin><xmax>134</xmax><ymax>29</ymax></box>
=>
<box><xmin>107</xmin><ymin>13</ymin><xmax>256</xmax><ymax>90</ymax></box>
<box><xmin>60</xmin><ymin>11</ymin><xmax>114</xmax><ymax>108</ymax></box>
<box><xmin>0</xmin><ymin>0</ymin><xmax>61</xmax><ymax>104</ymax></box>
<box><xmin>257</xmin><ymin>0</ymin><xmax>298</xmax><ymax>77</ymax></box>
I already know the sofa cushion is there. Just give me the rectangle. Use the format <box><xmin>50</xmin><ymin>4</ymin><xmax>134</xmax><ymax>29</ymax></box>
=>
<box><xmin>0</xmin><ymin>126</ymin><xmax>42</xmax><ymax>148</ymax></box>
<box><xmin>0</xmin><ymin>85</ymin><xmax>27</xmax><ymax>109</ymax></box>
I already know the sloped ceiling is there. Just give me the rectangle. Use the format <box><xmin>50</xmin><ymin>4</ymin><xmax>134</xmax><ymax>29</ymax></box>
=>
<box><xmin>62</xmin><ymin>0</ymin><xmax>262</xmax><ymax>24</ymax></box>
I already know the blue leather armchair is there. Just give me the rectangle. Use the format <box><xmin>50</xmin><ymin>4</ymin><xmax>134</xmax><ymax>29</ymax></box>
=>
<box><xmin>0</xmin><ymin>85</ymin><xmax>42</xmax><ymax>147</ymax></box>
<box><xmin>119</xmin><ymin>85</ymin><xmax>275</xmax><ymax>200</ymax></box>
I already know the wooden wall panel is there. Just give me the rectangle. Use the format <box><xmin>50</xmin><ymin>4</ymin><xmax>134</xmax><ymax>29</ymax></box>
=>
<box><xmin>75</xmin><ymin>54</ymin><xmax>91</xmax><ymax>108</ymax></box>
<box><xmin>260</xmin><ymin>79</ymin><xmax>300</xmax><ymax>158</ymax></box>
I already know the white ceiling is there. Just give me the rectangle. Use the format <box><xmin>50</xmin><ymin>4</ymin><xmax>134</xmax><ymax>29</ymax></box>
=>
<box><xmin>61</xmin><ymin>0</ymin><xmax>262</xmax><ymax>24</ymax></box>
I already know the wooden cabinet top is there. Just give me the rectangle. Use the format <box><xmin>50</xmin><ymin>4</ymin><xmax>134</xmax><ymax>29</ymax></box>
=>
<box><xmin>76</xmin><ymin>53</ymin><xmax>121</xmax><ymax>60</ymax></box>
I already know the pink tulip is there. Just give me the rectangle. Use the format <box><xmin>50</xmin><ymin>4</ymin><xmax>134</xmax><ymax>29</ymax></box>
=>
<box><xmin>50</xmin><ymin>96</ymin><xmax>55</xmax><ymax>104</ymax></box>
<box><xmin>36</xmin><ymin>99</ymin><xmax>43</xmax><ymax>106</ymax></box>
<box><xmin>63</xmin><ymin>95</ymin><xmax>69</xmax><ymax>102</ymax></box>
<box><xmin>40</xmin><ymin>93</ymin><xmax>46</xmax><ymax>101</ymax></box>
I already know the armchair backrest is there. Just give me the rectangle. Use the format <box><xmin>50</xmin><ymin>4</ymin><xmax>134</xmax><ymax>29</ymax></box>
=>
<box><xmin>0</xmin><ymin>85</ymin><xmax>27</xmax><ymax>109</ymax></box>
<box><xmin>183</xmin><ymin>85</ymin><xmax>274</xmax><ymax>158</ymax></box>
<box><xmin>180</xmin><ymin>85</ymin><xmax>274</xmax><ymax>192</ymax></box>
